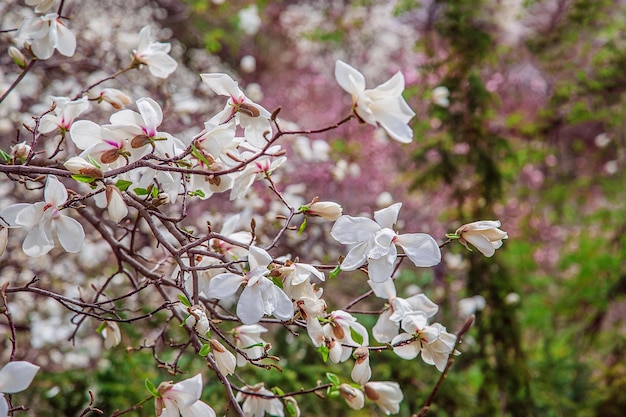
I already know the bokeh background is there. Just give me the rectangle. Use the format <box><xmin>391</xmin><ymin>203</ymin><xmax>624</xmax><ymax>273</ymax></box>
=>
<box><xmin>1</xmin><ymin>0</ymin><xmax>625</xmax><ymax>416</ymax></box>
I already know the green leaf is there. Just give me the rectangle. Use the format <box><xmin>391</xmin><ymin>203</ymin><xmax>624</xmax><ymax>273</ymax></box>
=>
<box><xmin>145</xmin><ymin>378</ymin><xmax>159</xmax><ymax>397</ymax></box>
<box><xmin>350</xmin><ymin>327</ymin><xmax>364</xmax><ymax>346</ymax></box>
<box><xmin>286</xmin><ymin>401</ymin><xmax>298</xmax><ymax>417</ymax></box>
<box><xmin>445</xmin><ymin>233</ymin><xmax>460</xmax><ymax>240</ymax></box>
<box><xmin>133</xmin><ymin>187</ymin><xmax>149</xmax><ymax>196</ymax></box>
<box><xmin>150</xmin><ymin>186</ymin><xmax>159</xmax><ymax>198</ymax></box>
<box><xmin>243</xmin><ymin>342</ymin><xmax>264</xmax><ymax>350</ymax></box>
<box><xmin>0</xmin><ymin>150</ymin><xmax>11</xmax><ymax>162</ymax></box>
<box><xmin>178</xmin><ymin>294</ymin><xmax>192</xmax><ymax>307</ymax></box>
<box><xmin>199</xmin><ymin>343</ymin><xmax>211</xmax><ymax>357</ymax></box>
<box><xmin>298</xmin><ymin>217</ymin><xmax>307</xmax><ymax>236</ymax></box>
<box><xmin>272</xmin><ymin>386</ymin><xmax>285</xmax><ymax>396</ymax></box>
<box><xmin>318</xmin><ymin>345</ymin><xmax>330</xmax><ymax>363</ymax></box>
<box><xmin>191</xmin><ymin>143</ymin><xmax>212</xmax><ymax>168</ymax></box>
<box><xmin>189</xmin><ymin>189</ymin><xmax>206</xmax><ymax>198</ymax></box>
<box><xmin>96</xmin><ymin>322</ymin><xmax>106</xmax><ymax>333</ymax></box>
<box><xmin>87</xmin><ymin>154</ymin><xmax>102</xmax><ymax>169</ymax></box>
<box><xmin>71</xmin><ymin>174</ymin><xmax>97</xmax><ymax>183</ymax></box>
<box><xmin>270</xmin><ymin>275</ymin><xmax>284</xmax><ymax>289</ymax></box>
<box><xmin>325</xmin><ymin>372</ymin><xmax>340</xmax><ymax>386</ymax></box>
<box><xmin>116</xmin><ymin>179</ymin><xmax>132</xmax><ymax>191</ymax></box>
<box><xmin>329</xmin><ymin>265</ymin><xmax>341</xmax><ymax>279</ymax></box>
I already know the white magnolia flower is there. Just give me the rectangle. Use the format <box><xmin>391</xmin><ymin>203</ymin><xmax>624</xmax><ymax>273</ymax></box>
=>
<box><xmin>200</xmin><ymin>73</ymin><xmax>272</xmax><ymax>148</ymax></box>
<box><xmin>186</xmin><ymin>305</ymin><xmax>210</xmax><ymax>336</ymax></box>
<box><xmin>0</xmin><ymin>175</ymin><xmax>85</xmax><ymax>257</ymax></box>
<box><xmin>10</xmin><ymin>142</ymin><xmax>31</xmax><ymax>161</ymax></box>
<box><xmin>209</xmin><ymin>339</ymin><xmax>236</xmax><ymax>376</ymax></box>
<box><xmin>338</xmin><ymin>384</ymin><xmax>364</xmax><ymax>410</ymax></box>
<box><xmin>331</xmin><ymin>203</ymin><xmax>441</xmax><ymax>283</ymax></box>
<box><xmin>89</xmin><ymin>88</ymin><xmax>132</xmax><ymax>110</ymax></box>
<box><xmin>232</xmin><ymin>324</ymin><xmax>268</xmax><ymax>367</ymax></box>
<box><xmin>432</xmin><ymin>86</ymin><xmax>450</xmax><ymax>108</ymax></box>
<box><xmin>455</xmin><ymin>220</ymin><xmax>508</xmax><ymax>257</ymax></box>
<box><xmin>238</xmin><ymin>5</ymin><xmax>262</xmax><ymax>35</ymax></box>
<box><xmin>351</xmin><ymin>346</ymin><xmax>371</xmax><ymax>385</ymax></box>
<box><xmin>104</xmin><ymin>185</ymin><xmax>128</xmax><ymax>223</ymax></box>
<box><xmin>229</xmin><ymin>153</ymin><xmax>287</xmax><ymax>200</ymax></box>
<box><xmin>39</xmin><ymin>96</ymin><xmax>89</xmax><ymax>134</ymax></box>
<box><xmin>392</xmin><ymin>314</ymin><xmax>457</xmax><ymax>372</ymax></box>
<box><xmin>69</xmin><ymin>120</ymin><xmax>132</xmax><ymax>168</ymax></box>
<box><xmin>133</xmin><ymin>26</ymin><xmax>178</xmax><ymax>79</ymax></box>
<box><xmin>302</xmin><ymin>200</ymin><xmax>343</xmax><ymax>221</ymax></box>
<box><xmin>236</xmin><ymin>383</ymin><xmax>284</xmax><ymax>417</ymax></box>
<box><xmin>0</xmin><ymin>361</ymin><xmax>40</xmax><ymax>417</ymax></box>
<box><xmin>155</xmin><ymin>374</ymin><xmax>215</xmax><ymax>417</ymax></box>
<box><xmin>17</xmin><ymin>13</ymin><xmax>76</xmax><ymax>60</ymax></box>
<box><xmin>63</xmin><ymin>156</ymin><xmax>103</xmax><ymax>178</ymax></box>
<box><xmin>101</xmin><ymin>321</ymin><xmax>121</xmax><ymax>349</ymax></box>
<box><xmin>207</xmin><ymin>246</ymin><xmax>293</xmax><ymax>324</ymax></box>
<box><xmin>335</xmin><ymin>60</ymin><xmax>415</xmax><ymax>143</ymax></box>
<box><xmin>364</xmin><ymin>381</ymin><xmax>403</xmax><ymax>415</ymax></box>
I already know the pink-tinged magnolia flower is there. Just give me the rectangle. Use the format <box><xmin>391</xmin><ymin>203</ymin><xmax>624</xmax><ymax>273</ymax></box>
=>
<box><xmin>229</xmin><ymin>152</ymin><xmax>287</xmax><ymax>200</ymax></box>
<box><xmin>236</xmin><ymin>383</ymin><xmax>284</xmax><ymax>417</ymax></box>
<box><xmin>0</xmin><ymin>175</ymin><xmax>85</xmax><ymax>257</ymax></box>
<box><xmin>69</xmin><ymin>120</ymin><xmax>132</xmax><ymax>168</ymax></box>
<box><xmin>101</xmin><ymin>321</ymin><xmax>121</xmax><ymax>349</ymax></box>
<box><xmin>392</xmin><ymin>314</ymin><xmax>457</xmax><ymax>372</ymax></box>
<box><xmin>455</xmin><ymin>220</ymin><xmax>508</xmax><ymax>257</ymax></box>
<box><xmin>335</xmin><ymin>60</ymin><xmax>415</xmax><ymax>143</ymax></box>
<box><xmin>133</xmin><ymin>26</ymin><xmax>178</xmax><ymax>79</ymax></box>
<box><xmin>209</xmin><ymin>339</ymin><xmax>236</xmax><ymax>376</ymax></box>
<box><xmin>338</xmin><ymin>384</ymin><xmax>364</xmax><ymax>410</ymax></box>
<box><xmin>200</xmin><ymin>73</ymin><xmax>272</xmax><ymax>148</ymax></box>
<box><xmin>39</xmin><ymin>96</ymin><xmax>89</xmax><ymax>134</ymax></box>
<box><xmin>206</xmin><ymin>246</ymin><xmax>294</xmax><ymax>324</ymax></box>
<box><xmin>155</xmin><ymin>374</ymin><xmax>215</xmax><ymax>417</ymax></box>
<box><xmin>0</xmin><ymin>361</ymin><xmax>40</xmax><ymax>417</ymax></box>
<box><xmin>232</xmin><ymin>324</ymin><xmax>268</xmax><ymax>367</ymax></box>
<box><xmin>331</xmin><ymin>203</ymin><xmax>441</xmax><ymax>283</ymax></box>
<box><xmin>364</xmin><ymin>382</ymin><xmax>403</xmax><ymax>415</ymax></box>
<box><xmin>17</xmin><ymin>13</ymin><xmax>76</xmax><ymax>60</ymax></box>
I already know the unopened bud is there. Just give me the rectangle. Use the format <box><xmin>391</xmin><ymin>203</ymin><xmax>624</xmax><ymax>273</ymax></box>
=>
<box><xmin>152</xmin><ymin>192</ymin><xmax>170</xmax><ymax>207</ymax></box>
<box><xmin>105</xmin><ymin>185</ymin><xmax>128</xmax><ymax>223</ymax></box>
<box><xmin>8</xmin><ymin>47</ymin><xmax>27</xmax><ymax>68</ymax></box>
<box><xmin>304</xmin><ymin>200</ymin><xmax>343</xmax><ymax>221</ymax></box>
<box><xmin>11</xmin><ymin>141</ymin><xmax>31</xmax><ymax>160</ymax></box>
<box><xmin>64</xmin><ymin>156</ymin><xmax>103</xmax><ymax>178</ymax></box>
<box><xmin>99</xmin><ymin>88</ymin><xmax>132</xmax><ymax>109</ymax></box>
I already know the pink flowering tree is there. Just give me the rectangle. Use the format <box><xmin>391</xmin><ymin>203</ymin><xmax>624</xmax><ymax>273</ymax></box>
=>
<box><xmin>0</xmin><ymin>1</ymin><xmax>509</xmax><ymax>416</ymax></box>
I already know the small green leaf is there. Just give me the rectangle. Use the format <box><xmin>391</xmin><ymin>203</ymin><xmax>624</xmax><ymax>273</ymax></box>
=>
<box><xmin>145</xmin><ymin>379</ymin><xmax>159</xmax><ymax>397</ymax></box>
<box><xmin>298</xmin><ymin>217</ymin><xmax>307</xmax><ymax>236</ymax></box>
<box><xmin>329</xmin><ymin>265</ymin><xmax>341</xmax><ymax>279</ymax></box>
<box><xmin>286</xmin><ymin>401</ymin><xmax>298</xmax><ymax>417</ymax></box>
<box><xmin>178</xmin><ymin>294</ymin><xmax>192</xmax><ymax>307</ymax></box>
<box><xmin>199</xmin><ymin>343</ymin><xmax>211</xmax><ymax>357</ymax></box>
<box><xmin>71</xmin><ymin>174</ymin><xmax>97</xmax><ymax>183</ymax></box>
<box><xmin>243</xmin><ymin>342</ymin><xmax>264</xmax><ymax>350</ymax></box>
<box><xmin>297</xmin><ymin>205</ymin><xmax>309</xmax><ymax>213</ymax></box>
<box><xmin>350</xmin><ymin>327</ymin><xmax>364</xmax><ymax>346</ymax></box>
<box><xmin>96</xmin><ymin>322</ymin><xmax>106</xmax><ymax>333</ymax></box>
<box><xmin>189</xmin><ymin>189</ymin><xmax>206</xmax><ymax>198</ymax></box>
<box><xmin>180</xmin><ymin>313</ymin><xmax>190</xmax><ymax>326</ymax></box>
<box><xmin>0</xmin><ymin>150</ymin><xmax>11</xmax><ymax>162</ymax></box>
<box><xmin>133</xmin><ymin>187</ymin><xmax>149</xmax><ymax>196</ymax></box>
<box><xmin>272</xmin><ymin>386</ymin><xmax>285</xmax><ymax>396</ymax></box>
<box><xmin>318</xmin><ymin>345</ymin><xmax>330</xmax><ymax>363</ymax></box>
<box><xmin>445</xmin><ymin>233</ymin><xmax>460</xmax><ymax>240</ymax></box>
<box><xmin>116</xmin><ymin>179</ymin><xmax>132</xmax><ymax>191</ymax></box>
<box><xmin>326</xmin><ymin>372</ymin><xmax>340</xmax><ymax>386</ymax></box>
<box><xmin>87</xmin><ymin>154</ymin><xmax>102</xmax><ymax>169</ymax></box>
<box><xmin>191</xmin><ymin>143</ymin><xmax>212</xmax><ymax>168</ymax></box>
<box><xmin>271</xmin><ymin>275</ymin><xmax>284</xmax><ymax>289</ymax></box>
<box><xmin>150</xmin><ymin>186</ymin><xmax>159</xmax><ymax>198</ymax></box>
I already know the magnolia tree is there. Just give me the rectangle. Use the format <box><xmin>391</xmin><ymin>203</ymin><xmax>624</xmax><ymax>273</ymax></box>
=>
<box><xmin>0</xmin><ymin>1</ymin><xmax>509</xmax><ymax>416</ymax></box>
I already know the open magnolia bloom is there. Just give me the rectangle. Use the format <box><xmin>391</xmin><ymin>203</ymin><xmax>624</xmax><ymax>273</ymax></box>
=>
<box><xmin>133</xmin><ymin>26</ymin><xmax>178</xmax><ymax>78</ymax></box>
<box><xmin>39</xmin><ymin>96</ymin><xmax>90</xmax><ymax>135</ymax></box>
<box><xmin>335</xmin><ymin>60</ymin><xmax>415</xmax><ymax>143</ymax></box>
<box><xmin>155</xmin><ymin>374</ymin><xmax>215</xmax><ymax>417</ymax></box>
<box><xmin>364</xmin><ymin>381</ymin><xmax>404</xmax><ymax>415</ymax></box>
<box><xmin>200</xmin><ymin>73</ymin><xmax>272</xmax><ymax>148</ymax></box>
<box><xmin>455</xmin><ymin>220</ymin><xmax>508</xmax><ymax>257</ymax></box>
<box><xmin>17</xmin><ymin>13</ymin><xmax>76</xmax><ymax>60</ymax></box>
<box><xmin>331</xmin><ymin>203</ymin><xmax>441</xmax><ymax>283</ymax></box>
<box><xmin>0</xmin><ymin>175</ymin><xmax>84</xmax><ymax>257</ymax></box>
<box><xmin>206</xmin><ymin>246</ymin><xmax>294</xmax><ymax>324</ymax></box>
<box><xmin>0</xmin><ymin>361</ymin><xmax>40</xmax><ymax>417</ymax></box>
<box><xmin>232</xmin><ymin>324</ymin><xmax>269</xmax><ymax>367</ymax></box>
<box><xmin>236</xmin><ymin>383</ymin><xmax>284</xmax><ymax>417</ymax></box>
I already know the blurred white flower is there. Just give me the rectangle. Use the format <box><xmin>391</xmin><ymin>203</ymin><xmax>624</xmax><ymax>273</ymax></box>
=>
<box><xmin>432</xmin><ymin>86</ymin><xmax>450</xmax><ymax>108</ymax></box>
<box><xmin>240</xmin><ymin>55</ymin><xmax>257</xmax><ymax>73</ymax></box>
<box><xmin>232</xmin><ymin>324</ymin><xmax>269</xmax><ymax>367</ymax></box>
<box><xmin>237</xmin><ymin>383</ymin><xmax>284</xmax><ymax>417</ymax></box>
<box><xmin>455</xmin><ymin>220</ymin><xmax>508</xmax><ymax>257</ymax></box>
<box><xmin>17</xmin><ymin>13</ymin><xmax>76</xmax><ymax>60</ymax></box>
<box><xmin>25</xmin><ymin>0</ymin><xmax>56</xmax><ymax>13</ymax></box>
<box><xmin>458</xmin><ymin>295</ymin><xmax>486</xmax><ymax>317</ymax></box>
<box><xmin>238</xmin><ymin>5</ymin><xmax>262</xmax><ymax>35</ymax></box>
<box><xmin>133</xmin><ymin>26</ymin><xmax>178</xmax><ymax>79</ymax></box>
<box><xmin>101</xmin><ymin>322</ymin><xmax>121</xmax><ymax>349</ymax></box>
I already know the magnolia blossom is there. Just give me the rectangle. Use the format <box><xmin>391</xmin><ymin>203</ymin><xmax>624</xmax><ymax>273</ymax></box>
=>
<box><xmin>69</xmin><ymin>120</ymin><xmax>132</xmax><ymax>168</ymax></box>
<box><xmin>324</xmin><ymin>310</ymin><xmax>369</xmax><ymax>363</ymax></box>
<box><xmin>89</xmin><ymin>88</ymin><xmax>132</xmax><ymax>110</ymax></box>
<box><xmin>133</xmin><ymin>26</ymin><xmax>178</xmax><ymax>78</ymax></box>
<box><xmin>455</xmin><ymin>220</ymin><xmax>508</xmax><ymax>257</ymax></box>
<box><xmin>364</xmin><ymin>382</ymin><xmax>403</xmax><ymax>415</ymax></box>
<box><xmin>101</xmin><ymin>322</ymin><xmax>121</xmax><ymax>349</ymax></box>
<box><xmin>351</xmin><ymin>346</ymin><xmax>371</xmax><ymax>385</ymax></box>
<box><xmin>200</xmin><ymin>73</ymin><xmax>272</xmax><ymax>148</ymax></box>
<box><xmin>338</xmin><ymin>384</ymin><xmax>364</xmax><ymax>410</ymax></box>
<box><xmin>63</xmin><ymin>156</ymin><xmax>103</xmax><ymax>178</ymax></box>
<box><xmin>302</xmin><ymin>200</ymin><xmax>343</xmax><ymax>221</ymax></box>
<box><xmin>10</xmin><ymin>142</ymin><xmax>30</xmax><ymax>161</ymax></box>
<box><xmin>207</xmin><ymin>246</ymin><xmax>293</xmax><ymax>324</ymax></box>
<box><xmin>186</xmin><ymin>305</ymin><xmax>210</xmax><ymax>336</ymax></box>
<box><xmin>104</xmin><ymin>185</ymin><xmax>128</xmax><ymax>223</ymax></box>
<box><xmin>209</xmin><ymin>339</ymin><xmax>236</xmax><ymax>376</ymax></box>
<box><xmin>236</xmin><ymin>383</ymin><xmax>284</xmax><ymax>417</ymax></box>
<box><xmin>0</xmin><ymin>175</ymin><xmax>85</xmax><ymax>257</ymax></box>
<box><xmin>0</xmin><ymin>361</ymin><xmax>40</xmax><ymax>417</ymax></box>
<box><xmin>230</xmin><ymin>152</ymin><xmax>287</xmax><ymax>200</ymax></box>
<box><xmin>39</xmin><ymin>96</ymin><xmax>90</xmax><ymax>134</ymax></box>
<box><xmin>335</xmin><ymin>60</ymin><xmax>415</xmax><ymax>143</ymax></box>
<box><xmin>331</xmin><ymin>203</ymin><xmax>441</xmax><ymax>283</ymax></box>
<box><xmin>392</xmin><ymin>314</ymin><xmax>457</xmax><ymax>372</ymax></box>
<box><xmin>432</xmin><ymin>86</ymin><xmax>450</xmax><ymax>108</ymax></box>
<box><xmin>155</xmin><ymin>374</ymin><xmax>215</xmax><ymax>417</ymax></box>
<box><xmin>17</xmin><ymin>13</ymin><xmax>76</xmax><ymax>60</ymax></box>
<box><xmin>232</xmin><ymin>324</ymin><xmax>268</xmax><ymax>367</ymax></box>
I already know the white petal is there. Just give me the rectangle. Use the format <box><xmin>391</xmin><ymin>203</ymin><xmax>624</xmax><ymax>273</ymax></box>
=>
<box><xmin>200</xmin><ymin>73</ymin><xmax>243</xmax><ymax>98</ymax></box>
<box><xmin>136</xmin><ymin>97</ymin><xmax>163</xmax><ymax>131</ymax></box>
<box><xmin>180</xmin><ymin>400</ymin><xmax>216</xmax><ymax>417</ymax></box>
<box><xmin>351</xmin><ymin>356</ymin><xmax>371</xmax><ymax>385</ymax></box>
<box><xmin>334</xmin><ymin>60</ymin><xmax>366</xmax><ymax>97</ymax></box>
<box><xmin>395</xmin><ymin>233</ymin><xmax>441</xmax><ymax>267</ymax></box>
<box><xmin>267</xmin><ymin>285</ymin><xmax>294</xmax><ymax>321</ymax></box>
<box><xmin>367</xmin><ymin>256</ymin><xmax>395</xmax><ymax>283</ymax></box>
<box><xmin>391</xmin><ymin>334</ymin><xmax>420</xmax><ymax>360</ymax></box>
<box><xmin>0</xmin><ymin>203</ymin><xmax>32</xmax><ymax>227</ymax></box>
<box><xmin>372</xmin><ymin>309</ymin><xmax>399</xmax><ymax>343</ymax></box>
<box><xmin>330</xmin><ymin>215</ymin><xmax>380</xmax><ymax>244</ymax></box>
<box><xmin>248</xmin><ymin>245</ymin><xmax>272</xmax><ymax>270</ymax></box>
<box><xmin>55</xmin><ymin>214</ymin><xmax>85</xmax><ymax>253</ymax></box>
<box><xmin>0</xmin><ymin>361</ymin><xmax>40</xmax><ymax>393</ymax></box>
<box><xmin>366</xmin><ymin>72</ymin><xmax>406</xmax><ymax>99</ymax></box>
<box><xmin>206</xmin><ymin>273</ymin><xmax>245</xmax><ymax>299</ymax></box>
<box><xmin>340</xmin><ymin>241</ymin><xmax>369</xmax><ymax>271</ymax></box>
<box><xmin>44</xmin><ymin>175</ymin><xmax>67</xmax><ymax>205</ymax></box>
<box><xmin>70</xmin><ymin>120</ymin><xmax>101</xmax><ymax>150</ymax></box>
<box><xmin>170</xmin><ymin>374</ymin><xmax>202</xmax><ymax>408</ymax></box>
<box><xmin>368</xmin><ymin>279</ymin><xmax>396</xmax><ymax>299</ymax></box>
<box><xmin>373</xmin><ymin>109</ymin><xmax>414</xmax><ymax>143</ymax></box>
<box><xmin>405</xmin><ymin>294</ymin><xmax>439</xmax><ymax>317</ymax></box>
<box><xmin>373</xmin><ymin>203</ymin><xmax>401</xmax><ymax>229</ymax></box>
<box><xmin>145</xmin><ymin>52</ymin><xmax>178</xmax><ymax>78</ymax></box>
<box><xmin>54</xmin><ymin>20</ymin><xmax>76</xmax><ymax>56</ymax></box>
<box><xmin>237</xmin><ymin>285</ymin><xmax>264</xmax><ymax>324</ymax></box>
<box><xmin>106</xmin><ymin>186</ymin><xmax>128</xmax><ymax>223</ymax></box>
<box><xmin>22</xmin><ymin>221</ymin><xmax>54</xmax><ymax>256</ymax></box>
<box><xmin>463</xmin><ymin>233</ymin><xmax>496</xmax><ymax>257</ymax></box>
<box><xmin>15</xmin><ymin>202</ymin><xmax>45</xmax><ymax>228</ymax></box>
<box><xmin>0</xmin><ymin>395</ymin><xmax>7</xmax><ymax>417</ymax></box>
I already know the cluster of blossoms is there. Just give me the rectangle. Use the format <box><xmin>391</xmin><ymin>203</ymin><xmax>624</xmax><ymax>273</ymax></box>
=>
<box><xmin>0</xmin><ymin>2</ymin><xmax>509</xmax><ymax>416</ymax></box>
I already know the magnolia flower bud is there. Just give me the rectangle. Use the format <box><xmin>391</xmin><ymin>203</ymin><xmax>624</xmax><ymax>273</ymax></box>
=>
<box><xmin>11</xmin><ymin>141</ymin><xmax>31</xmax><ymax>160</ymax></box>
<box><xmin>455</xmin><ymin>220</ymin><xmax>508</xmax><ymax>257</ymax></box>
<box><xmin>98</xmin><ymin>88</ymin><xmax>132</xmax><ymax>109</ymax></box>
<box><xmin>105</xmin><ymin>185</ymin><xmax>128</xmax><ymax>223</ymax></box>
<box><xmin>351</xmin><ymin>347</ymin><xmax>371</xmax><ymax>385</ymax></box>
<box><xmin>8</xmin><ymin>46</ymin><xmax>27</xmax><ymax>68</ymax></box>
<box><xmin>304</xmin><ymin>200</ymin><xmax>343</xmax><ymax>221</ymax></box>
<box><xmin>152</xmin><ymin>192</ymin><xmax>170</xmax><ymax>207</ymax></box>
<box><xmin>64</xmin><ymin>156</ymin><xmax>103</xmax><ymax>178</ymax></box>
<box><xmin>101</xmin><ymin>321</ymin><xmax>122</xmax><ymax>349</ymax></box>
<box><xmin>338</xmin><ymin>383</ymin><xmax>364</xmax><ymax>410</ymax></box>
<box><xmin>188</xmin><ymin>305</ymin><xmax>210</xmax><ymax>335</ymax></box>
<box><xmin>364</xmin><ymin>381</ymin><xmax>403</xmax><ymax>415</ymax></box>
<box><xmin>209</xmin><ymin>339</ymin><xmax>237</xmax><ymax>376</ymax></box>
